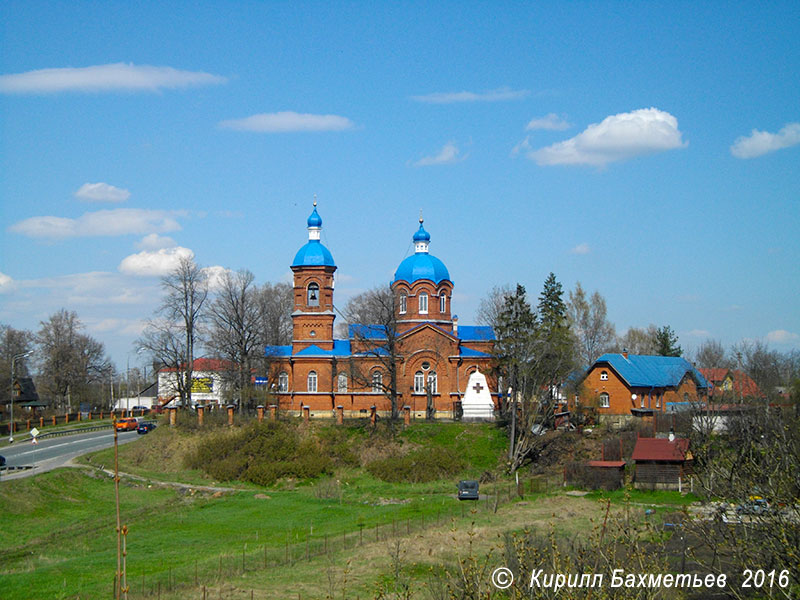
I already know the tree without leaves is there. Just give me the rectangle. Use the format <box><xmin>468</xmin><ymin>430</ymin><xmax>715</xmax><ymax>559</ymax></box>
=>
<box><xmin>615</xmin><ymin>324</ymin><xmax>659</xmax><ymax>355</ymax></box>
<box><xmin>1</xmin><ymin>324</ymin><xmax>35</xmax><ymax>405</ymax></box>
<box><xmin>693</xmin><ymin>339</ymin><xmax>731</xmax><ymax>369</ymax></box>
<box><xmin>36</xmin><ymin>309</ymin><xmax>110</xmax><ymax>410</ymax></box>
<box><xmin>475</xmin><ymin>284</ymin><xmax>513</xmax><ymax>330</ymax></box>
<box><xmin>205</xmin><ymin>269</ymin><xmax>261</xmax><ymax>408</ymax></box>
<box><xmin>567</xmin><ymin>282</ymin><xmax>616</xmax><ymax>368</ymax></box>
<box><xmin>341</xmin><ymin>286</ymin><xmax>402</xmax><ymax>420</ymax></box>
<box><xmin>256</xmin><ymin>282</ymin><xmax>293</xmax><ymax>347</ymax></box>
<box><xmin>139</xmin><ymin>256</ymin><xmax>208</xmax><ymax>407</ymax></box>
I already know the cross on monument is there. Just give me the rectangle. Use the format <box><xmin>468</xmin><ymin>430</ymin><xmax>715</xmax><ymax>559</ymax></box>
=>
<box><xmin>472</xmin><ymin>381</ymin><xmax>484</xmax><ymax>394</ymax></box>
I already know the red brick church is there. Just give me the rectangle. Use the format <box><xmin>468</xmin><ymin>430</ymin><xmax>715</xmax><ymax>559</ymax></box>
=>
<box><xmin>266</xmin><ymin>204</ymin><xmax>497</xmax><ymax>419</ymax></box>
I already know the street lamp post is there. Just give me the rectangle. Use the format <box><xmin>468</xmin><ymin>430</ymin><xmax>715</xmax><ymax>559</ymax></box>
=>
<box><xmin>9</xmin><ymin>350</ymin><xmax>34</xmax><ymax>443</ymax></box>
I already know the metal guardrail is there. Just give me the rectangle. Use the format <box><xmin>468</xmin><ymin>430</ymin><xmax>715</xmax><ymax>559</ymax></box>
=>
<box><xmin>35</xmin><ymin>424</ymin><xmax>113</xmax><ymax>439</ymax></box>
<box><xmin>0</xmin><ymin>465</ymin><xmax>34</xmax><ymax>473</ymax></box>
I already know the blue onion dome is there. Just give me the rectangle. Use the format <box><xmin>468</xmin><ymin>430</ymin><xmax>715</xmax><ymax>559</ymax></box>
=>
<box><xmin>292</xmin><ymin>202</ymin><xmax>335</xmax><ymax>267</ymax></box>
<box><xmin>393</xmin><ymin>218</ymin><xmax>450</xmax><ymax>284</ymax></box>
<box><xmin>413</xmin><ymin>221</ymin><xmax>430</xmax><ymax>242</ymax></box>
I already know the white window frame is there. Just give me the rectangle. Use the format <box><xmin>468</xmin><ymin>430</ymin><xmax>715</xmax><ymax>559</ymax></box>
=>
<box><xmin>399</xmin><ymin>294</ymin><xmax>407</xmax><ymax>314</ymax></box>
<box><xmin>439</xmin><ymin>293</ymin><xmax>446</xmax><ymax>313</ymax></box>
<box><xmin>371</xmin><ymin>370</ymin><xmax>383</xmax><ymax>393</ymax></box>
<box><xmin>337</xmin><ymin>372</ymin><xmax>347</xmax><ymax>393</ymax></box>
<box><xmin>599</xmin><ymin>392</ymin><xmax>610</xmax><ymax>408</ymax></box>
<box><xmin>307</xmin><ymin>371</ymin><xmax>318</xmax><ymax>393</ymax></box>
<box><xmin>278</xmin><ymin>371</ymin><xmax>288</xmax><ymax>393</ymax></box>
<box><xmin>414</xmin><ymin>371</ymin><xmax>424</xmax><ymax>394</ymax></box>
<box><xmin>427</xmin><ymin>371</ymin><xmax>437</xmax><ymax>394</ymax></box>
<box><xmin>600</xmin><ymin>370</ymin><xmax>608</xmax><ymax>381</ymax></box>
<box><xmin>419</xmin><ymin>293</ymin><xmax>428</xmax><ymax>314</ymax></box>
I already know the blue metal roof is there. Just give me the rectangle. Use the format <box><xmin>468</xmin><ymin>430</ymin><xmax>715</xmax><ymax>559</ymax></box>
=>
<box><xmin>393</xmin><ymin>253</ymin><xmax>450</xmax><ymax>284</ymax></box>
<box><xmin>413</xmin><ymin>222</ymin><xmax>430</xmax><ymax>242</ymax></box>
<box><xmin>595</xmin><ymin>353</ymin><xmax>709</xmax><ymax>389</ymax></box>
<box><xmin>307</xmin><ymin>206</ymin><xmax>322</xmax><ymax>227</ymax></box>
<box><xmin>348</xmin><ymin>324</ymin><xmax>387</xmax><ymax>340</ymax></box>
<box><xmin>265</xmin><ymin>345</ymin><xmax>292</xmax><ymax>357</ymax></box>
<box><xmin>459</xmin><ymin>347</ymin><xmax>492</xmax><ymax>358</ymax></box>
<box><xmin>293</xmin><ymin>341</ymin><xmax>351</xmax><ymax>357</ymax></box>
<box><xmin>456</xmin><ymin>326</ymin><xmax>496</xmax><ymax>341</ymax></box>
<box><xmin>292</xmin><ymin>240</ymin><xmax>335</xmax><ymax>267</ymax></box>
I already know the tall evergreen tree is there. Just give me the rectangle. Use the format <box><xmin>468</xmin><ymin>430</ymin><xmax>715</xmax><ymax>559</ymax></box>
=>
<box><xmin>654</xmin><ymin>325</ymin><xmax>682</xmax><ymax>357</ymax></box>
<box><xmin>493</xmin><ymin>284</ymin><xmax>537</xmax><ymax>403</ymax></box>
<box><xmin>536</xmin><ymin>273</ymin><xmax>575</xmax><ymax>396</ymax></box>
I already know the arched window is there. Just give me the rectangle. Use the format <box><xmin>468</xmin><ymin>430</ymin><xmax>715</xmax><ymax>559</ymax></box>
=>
<box><xmin>414</xmin><ymin>371</ymin><xmax>424</xmax><ymax>393</ymax></box>
<box><xmin>419</xmin><ymin>292</ymin><xmax>428</xmax><ymax>314</ymax></box>
<box><xmin>600</xmin><ymin>370</ymin><xmax>608</xmax><ymax>381</ymax></box>
<box><xmin>599</xmin><ymin>392</ymin><xmax>610</xmax><ymax>408</ymax></box>
<box><xmin>439</xmin><ymin>293</ymin><xmax>446</xmax><ymax>313</ymax></box>
<box><xmin>307</xmin><ymin>371</ymin><xmax>317</xmax><ymax>393</ymax></box>
<box><xmin>278</xmin><ymin>372</ymin><xmax>288</xmax><ymax>393</ymax></box>
<box><xmin>427</xmin><ymin>371</ymin><xmax>437</xmax><ymax>394</ymax></box>
<box><xmin>371</xmin><ymin>370</ymin><xmax>383</xmax><ymax>393</ymax></box>
<box><xmin>399</xmin><ymin>294</ymin><xmax>407</xmax><ymax>314</ymax></box>
<box><xmin>337</xmin><ymin>372</ymin><xmax>348</xmax><ymax>393</ymax></box>
<box><xmin>307</xmin><ymin>282</ymin><xmax>320</xmax><ymax>307</ymax></box>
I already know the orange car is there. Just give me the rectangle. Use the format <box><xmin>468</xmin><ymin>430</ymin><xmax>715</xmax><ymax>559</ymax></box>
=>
<box><xmin>115</xmin><ymin>417</ymin><xmax>139</xmax><ymax>431</ymax></box>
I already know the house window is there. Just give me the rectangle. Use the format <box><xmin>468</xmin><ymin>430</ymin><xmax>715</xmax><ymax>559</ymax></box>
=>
<box><xmin>419</xmin><ymin>293</ymin><xmax>428</xmax><ymax>314</ymax></box>
<box><xmin>439</xmin><ymin>293</ymin><xmax>446</xmax><ymax>313</ymax></box>
<box><xmin>656</xmin><ymin>395</ymin><xmax>661</xmax><ymax>408</ymax></box>
<box><xmin>399</xmin><ymin>294</ymin><xmax>407</xmax><ymax>314</ymax></box>
<box><xmin>414</xmin><ymin>371</ymin><xmax>425</xmax><ymax>393</ymax></box>
<box><xmin>372</xmin><ymin>370</ymin><xmax>383</xmax><ymax>393</ymax></box>
<box><xmin>278</xmin><ymin>371</ymin><xmax>288</xmax><ymax>393</ymax></box>
<box><xmin>684</xmin><ymin>392</ymin><xmax>689</xmax><ymax>402</ymax></box>
<box><xmin>599</xmin><ymin>392</ymin><xmax>610</xmax><ymax>408</ymax></box>
<box><xmin>427</xmin><ymin>371</ymin><xmax>437</xmax><ymax>394</ymax></box>
<box><xmin>600</xmin><ymin>370</ymin><xmax>608</xmax><ymax>381</ymax></box>
<box><xmin>307</xmin><ymin>283</ymin><xmax>320</xmax><ymax>307</ymax></box>
<box><xmin>337</xmin><ymin>372</ymin><xmax>347</xmax><ymax>393</ymax></box>
<box><xmin>307</xmin><ymin>371</ymin><xmax>317</xmax><ymax>393</ymax></box>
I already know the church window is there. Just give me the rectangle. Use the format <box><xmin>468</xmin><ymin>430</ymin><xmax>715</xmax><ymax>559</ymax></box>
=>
<box><xmin>278</xmin><ymin>372</ymin><xmax>288</xmax><ymax>393</ymax></box>
<box><xmin>307</xmin><ymin>371</ymin><xmax>318</xmax><ymax>393</ymax></box>
<box><xmin>337</xmin><ymin>372</ymin><xmax>348</xmax><ymax>393</ymax></box>
<box><xmin>599</xmin><ymin>392</ymin><xmax>610</xmax><ymax>408</ymax></box>
<box><xmin>439</xmin><ymin>293</ymin><xmax>446</xmax><ymax>313</ymax></box>
<box><xmin>419</xmin><ymin>293</ymin><xmax>428</xmax><ymax>314</ymax></box>
<box><xmin>414</xmin><ymin>371</ymin><xmax>424</xmax><ymax>393</ymax></box>
<box><xmin>399</xmin><ymin>294</ymin><xmax>407</xmax><ymax>314</ymax></box>
<box><xmin>600</xmin><ymin>370</ymin><xmax>608</xmax><ymax>381</ymax></box>
<box><xmin>372</xmin><ymin>370</ymin><xmax>383</xmax><ymax>393</ymax></box>
<box><xmin>307</xmin><ymin>282</ymin><xmax>320</xmax><ymax>307</ymax></box>
<box><xmin>427</xmin><ymin>371</ymin><xmax>438</xmax><ymax>394</ymax></box>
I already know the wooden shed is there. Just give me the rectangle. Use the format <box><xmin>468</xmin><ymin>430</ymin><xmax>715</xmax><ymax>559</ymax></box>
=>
<box><xmin>632</xmin><ymin>436</ymin><xmax>693</xmax><ymax>491</ymax></box>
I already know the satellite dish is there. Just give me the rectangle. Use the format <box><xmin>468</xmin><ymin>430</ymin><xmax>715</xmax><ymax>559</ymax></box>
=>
<box><xmin>631</xmin><ymin>394</ymin><xmax>638</xmax><ymax>401</ymax></box>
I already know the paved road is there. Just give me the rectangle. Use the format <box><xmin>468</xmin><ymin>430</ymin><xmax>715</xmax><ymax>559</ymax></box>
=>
<box><xmin>0</xmin><ymin>428</ymin><xmax>142</xmax><ymax>481</ymax></box>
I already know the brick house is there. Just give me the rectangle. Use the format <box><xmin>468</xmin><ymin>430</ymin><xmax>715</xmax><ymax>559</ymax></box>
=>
<box><xmin>264</xmin><ymin>204</ymin><xmax>497</xmax><ymax>419</ymax></box>
<box><xmin>698</xmin><ymin>368</ymin><xmax>762</xmax><ymax>401</ymax></box>
<box><xmin>573</xmin><ymin>352</ymin><xmax>709</xmax><ymax>420</ymax></box>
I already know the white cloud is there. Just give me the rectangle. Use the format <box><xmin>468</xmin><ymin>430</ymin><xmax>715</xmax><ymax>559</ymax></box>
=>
<box><xmin>135</xmin><ymin>233</ymin><xmax>177</xmax><ymax>251</ymax></box>
<box><xmin>0</xmin><ymin>272</ymin><xmax>15</xmax><ymax>293</ymax></box>
<box><xmin>412</xmin><ymin>142</ymin><xmax>463</xmax><ymax>167</ymax></box>
<box><xmin>9</xmin><ymin>208</ymin><xmax>186</xmax><ymax>240</ymax></box>
<box><xmin>118</xmin><ymin>246</ymin><xmax>194</xmax><ymax>277</ymax></box>
<box><xmin>203</xmin><ymin>265</ymin><xmax>230</xmax><ymax>291</ymax></box>
<box><xmin>528</xmin><ymin>108</ymin><xmax>687</xmax><ymax>167</ymax></box>
<box><xmin>526</xmin><ymin>113</ymin><xmax>571</xmax><ymax>131</ymax></box>
<box><xmin>75</xmin><ymin>182</ymin><xmax>131</xmax><ymax>203</ymax></box>
<box><xmin>0</xmin><ymin>63</ymin><xmax>226</xmax><ymax>94</ymax></box>
<box><xmin>570</xmin><ymin>243</ymin><xmax>590</xmax><ymax>255</ymax></box>
<box><xmin>411</xmin><ymin>87</ymin><xmax>530</xmax><ymax>104</ymax></box>
<box><xmin>766</xmin><ymin>329</ymin><xmax>799</xmax><ymax>344</ymax></box>
<box><xmin>730</xmin><ymin>122</ymin><xmax>800</xmax><ymax>159</ymax></box>
<box><xmin>219</xmin><ymin>111</ymin><xmax>355</xmax><ymax>132</ymax></box>
<box><xmin>686</xmin><ymin>329</ymin><xmax>712</xmax><ymax>338</ymax></box>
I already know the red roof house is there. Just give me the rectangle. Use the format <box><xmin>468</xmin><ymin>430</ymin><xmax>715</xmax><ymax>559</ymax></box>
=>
<box><xmin>632</xmin><ymin>436</ymin><xmax>693</xmax><ymax>491</ymax></box>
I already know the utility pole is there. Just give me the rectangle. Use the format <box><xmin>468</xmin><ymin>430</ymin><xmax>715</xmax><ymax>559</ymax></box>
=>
<box><xmin>9</xmin><ymin>350</ymin><xmax>33</xmax><ymax>443</ymax></box>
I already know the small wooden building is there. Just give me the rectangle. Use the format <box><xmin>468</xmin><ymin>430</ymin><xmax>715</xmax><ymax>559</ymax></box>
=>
<box><xmin>632</xmin><ymin>436</ymin><xmax>693</xmax><ymax>491</ymax></box>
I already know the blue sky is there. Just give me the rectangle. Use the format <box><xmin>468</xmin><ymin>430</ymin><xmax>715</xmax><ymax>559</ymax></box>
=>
<box><xmin>1</xmin><ymin>1</ymin><xmax>799</xmax><ymax>371</ymax></box>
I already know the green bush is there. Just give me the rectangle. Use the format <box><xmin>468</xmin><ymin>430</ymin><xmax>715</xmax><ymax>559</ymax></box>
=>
<box><xmin>185</xmin><ymin>421</ymin><xmax>331</xmax><ymax>485</ymax></box>
<box><xmin>366</xmin><ymin>447</ymin><xmax>466</xmax><ymax>483</ymax></box>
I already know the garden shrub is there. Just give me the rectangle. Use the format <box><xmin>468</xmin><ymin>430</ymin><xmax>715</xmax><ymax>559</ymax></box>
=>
<box><xmin>366</xmin><ymin>447</ymin><xmax>466</xmax><ymax>483</ymax></box>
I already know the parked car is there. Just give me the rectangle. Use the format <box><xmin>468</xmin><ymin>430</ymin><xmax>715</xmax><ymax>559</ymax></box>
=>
<box><xmin>457</xmin><ymin>479</ymin><xmax>480</xmax><ymax>500</ymax></box>
<box><xmin>115</xmin><ymin>417</ymin><xmax>139</xmax><ymax>431</ymax></box>
<box><xmin>0</xmin><ymin>455</ymin><xmax>5</xmax><ymax>467</ymax></box>
<box><xmin>736</xmin><ymin>498</ymin><xmax>771</xmax><ymax>516</ymax></box>
<box><xmin>137</xmin><ymin>422</ymin><xmax>157</xmax><ymax>434</ymax></box>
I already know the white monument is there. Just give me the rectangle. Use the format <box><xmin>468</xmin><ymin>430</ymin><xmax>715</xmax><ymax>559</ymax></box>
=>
<box><xmin>461</xmin><ymin>370</ymin><xmax>495</xmax><ymax>420</ymax></box>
